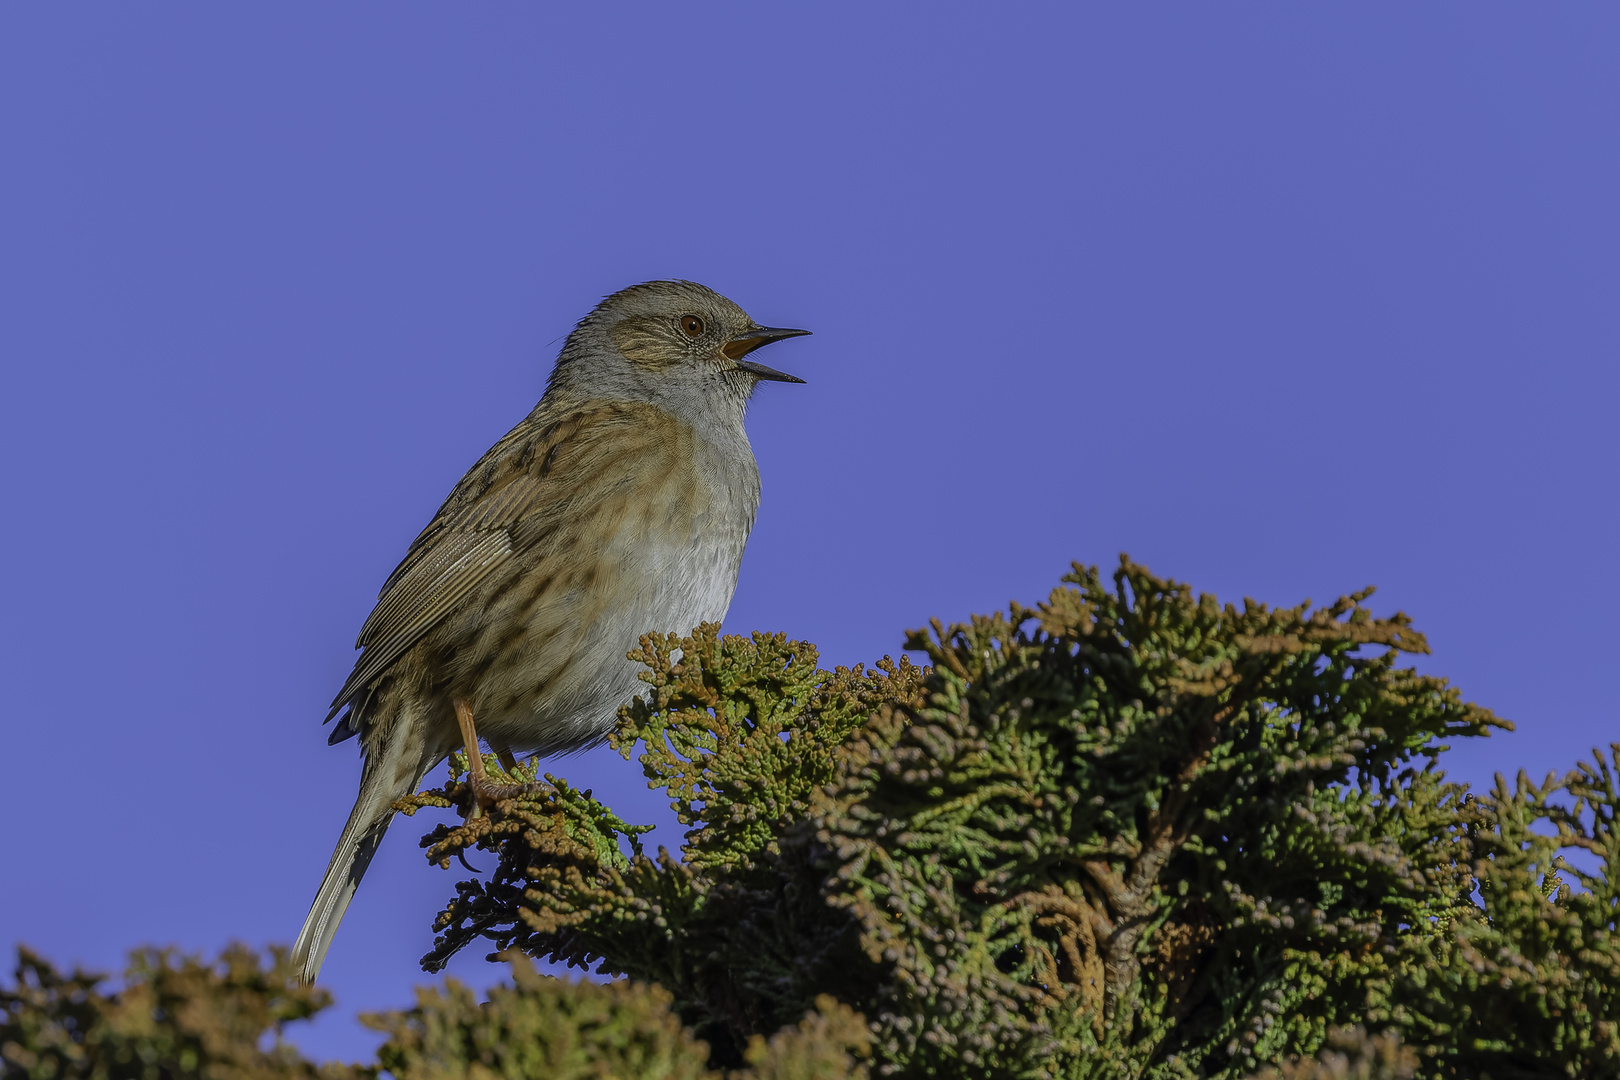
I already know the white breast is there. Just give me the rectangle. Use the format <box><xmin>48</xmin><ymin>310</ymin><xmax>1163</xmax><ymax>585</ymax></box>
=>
<box><xmin>495</xmin><ymin>426</ymin><xmax>761</xmax><ymax>754</ymax></box>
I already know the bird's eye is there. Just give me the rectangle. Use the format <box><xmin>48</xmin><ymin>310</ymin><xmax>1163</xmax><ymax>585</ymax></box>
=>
<box><xmin>680</xmin><ymin>315</ymin><xmax>705</xmax><ymax>338</ymax></box>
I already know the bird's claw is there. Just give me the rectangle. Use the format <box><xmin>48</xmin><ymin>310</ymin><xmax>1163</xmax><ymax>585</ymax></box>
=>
<box><xmin>468</xmin><ymin>774</ymin><xmax>543</xmax><ymax>811</ymax></box>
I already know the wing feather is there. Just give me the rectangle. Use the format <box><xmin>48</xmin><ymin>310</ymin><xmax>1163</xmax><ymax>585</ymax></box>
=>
<box><xmin>326</xmin><ymin>469</ymin><xmax>553</xmax><ymax>722</ymax></box>
<box><xmin>326</xmin><ymin>530</ymin><xmax>512</xmax><ymax>717</ymax></box>
<box><xmin>324</xmin><ymin>401</ymin><xmax>681</xmax><ymax>728</ymax></box>
<box><xmin>352</xmin><ymin>475</ymin><xmax>552</xmax><ymax>649</ymax></box>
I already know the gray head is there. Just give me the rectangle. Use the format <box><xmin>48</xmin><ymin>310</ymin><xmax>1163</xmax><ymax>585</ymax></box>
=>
<box><xmin>544</xmin><ymin>280</ymin><xmax>809</xmax><ymax>426</ymax></box>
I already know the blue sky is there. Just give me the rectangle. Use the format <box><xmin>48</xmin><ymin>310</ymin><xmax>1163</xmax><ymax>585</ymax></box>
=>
<box><xmin>2</xmin><ymin>4</ymin><xmax>1616</xmax><ymax>1062</ymax></box>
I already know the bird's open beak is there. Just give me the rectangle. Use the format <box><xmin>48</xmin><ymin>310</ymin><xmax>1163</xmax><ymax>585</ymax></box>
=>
<box><xmin>722</xmin><ymin>326</ymin><xmax>811</xmax><ymax>383</ymax></box>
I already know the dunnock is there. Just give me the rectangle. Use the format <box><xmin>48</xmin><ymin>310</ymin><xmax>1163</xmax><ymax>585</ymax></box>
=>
<box><xmin>290</xmin><ymin>280</ymin><xmax>808</xmax><ymax>982</ymax></box>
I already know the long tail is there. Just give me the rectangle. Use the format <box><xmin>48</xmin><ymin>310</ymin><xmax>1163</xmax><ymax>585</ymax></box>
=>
<box><xmin>291</xmin><ymin>712</ymin><xmax>439</xmax><ymax>984</ymax></box>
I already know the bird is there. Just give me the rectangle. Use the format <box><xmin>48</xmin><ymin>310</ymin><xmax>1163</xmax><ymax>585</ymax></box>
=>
<box><xmin>290</xmin><ymin>280</ymin><xmax>808</xmax><ymax>983</ymax></box>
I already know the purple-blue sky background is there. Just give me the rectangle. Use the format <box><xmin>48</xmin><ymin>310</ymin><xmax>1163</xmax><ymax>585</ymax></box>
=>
<box><xmin>3</xmin><ymin>3</ymin><xmax>1616</xmax><ymax>1062</ymax></box>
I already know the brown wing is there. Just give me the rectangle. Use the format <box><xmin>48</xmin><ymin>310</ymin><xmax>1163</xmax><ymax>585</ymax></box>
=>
<box><xmin>324</xmin><ymin>407</ymin><xmax>602</xmax><ymax>726</ymax></box>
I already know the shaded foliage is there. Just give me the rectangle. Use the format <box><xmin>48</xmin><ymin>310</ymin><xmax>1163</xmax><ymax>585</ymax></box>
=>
<box><xmin>1251</xmin><ymin>1028</ymin><xmax>1419</xmax><ymax>1080</ymax></box>
<box><xmin>368</xmin><ymin>956</ymin><xmax>712</xmax><ymax>1080</ymax></box>
<box><xmin>10</xmin><ymin>558</ymin><xmax>1616</xmax><ymax>1077</ymax></box>
<box><xmin>398</xmin><ymin>629</ymin><xmax>925</xmax><ymax>1059</ymax></box>
<box><xmin>367</xmin><ymin>952</ymin><xmax>870</xmax><ymax>1080</ymax></box>
<box><xmin>0</xmin><ymin>945</ymin><xmax>352</xmax><ymax>1080</ymax></box>
<box><xmin>3</xmin><ymin>949</ymin><xmax>868</xmax><ymax>1080</ymax></box>
<box><xmin>405</xmin><ymin>558</ymin><xmax>1620</xmax><ymax>1078</ymax></box>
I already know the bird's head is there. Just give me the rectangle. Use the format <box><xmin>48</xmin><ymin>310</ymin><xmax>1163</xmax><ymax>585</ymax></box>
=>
<box><xmin>547</xmin><ymin>280</ymin><xmax>809</xmax><ymax>422</ymax></box>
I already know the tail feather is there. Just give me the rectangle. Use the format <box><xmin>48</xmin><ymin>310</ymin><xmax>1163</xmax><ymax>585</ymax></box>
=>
<box><xmin>291</xmin><ymin>713</ymin><xmax>439</xmax><ymax>984</ymax></box>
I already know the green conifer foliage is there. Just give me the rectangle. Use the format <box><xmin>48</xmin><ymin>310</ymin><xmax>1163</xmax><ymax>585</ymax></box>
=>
<box><xmin>365</xmin><ymin>954</ymin><xmax>713</xmax><ymax>1080</ymax></box>
<box><xmin>1252</xmin><ymin>1027</ymin><xmax>1418</xmax><ymax>1080</ymax></box>
<box><xmin>0</xmin><ymin>945</ymin><xmax>355</xmax><ymax>1080</ymax></box>
<box><xmin>7</xmin><ymin>558</ymin><xmax>1616</xmax><ymax>1078</ymax></box>
<box><xmin>402</xmin><ymin>558</ymin><xmax>1620</xmax><ymax>1078</ymax></box>
<box><xmin>2</xmin><ymin>949</ymin><xmax>871</xmax><ymax>1080</ymax></box>
<box><xmin>398</xmin><ymin>631</ymin><xmax>926</xmax><ymax>1060</ymax></box>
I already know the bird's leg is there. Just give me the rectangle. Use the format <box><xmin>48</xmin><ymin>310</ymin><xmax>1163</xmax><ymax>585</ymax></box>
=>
<box><xmin>454</xmin><ymin>699</ymin><xmax>538</xmax><ymax>810</ymax></box>
<box><xmin>492</xmin><ymin>743</ymin><xmax>521</xmax><ymax>776</ymax></box>
<box><xmin>454</xmin><ymin>699</ymin><xmax>490</xmax><ymax>785</ymax></box>
<box><xmin>454</xmin><ymin>699</ymin><xmax>490</xmax><ymax>817</ymax></box>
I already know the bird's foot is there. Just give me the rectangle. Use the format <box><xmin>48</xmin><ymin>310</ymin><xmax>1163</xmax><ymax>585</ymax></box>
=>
<box><xmin>468</xmin><ymin>773</ymin><xmax>544</xmax><ymax>809</ymax></box>
<box><xmin>453</xmin><ymin>699</ymin><xmax>544</xmax><ymax>816</ymax></box>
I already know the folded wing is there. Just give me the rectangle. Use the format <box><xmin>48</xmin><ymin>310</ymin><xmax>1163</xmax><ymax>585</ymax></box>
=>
<box><xmin>325</xmin><ymin>457</ymin><xmax>557</xmax><ymax>733</ymax></box>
